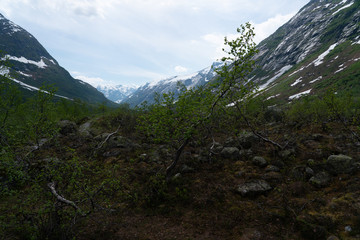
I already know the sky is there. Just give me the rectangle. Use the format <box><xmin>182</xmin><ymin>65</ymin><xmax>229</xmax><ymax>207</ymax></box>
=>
<box><xmin>0</xmin><ymin>0</ymin><xmax>309</xmax><ymax>87</ymax></box>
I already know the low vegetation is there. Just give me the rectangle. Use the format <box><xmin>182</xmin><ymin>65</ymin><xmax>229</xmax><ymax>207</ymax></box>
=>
<box><xmin>1</xmin><ymin>24</ymin><xmax>360</xmax><ymax>240</ymax></box>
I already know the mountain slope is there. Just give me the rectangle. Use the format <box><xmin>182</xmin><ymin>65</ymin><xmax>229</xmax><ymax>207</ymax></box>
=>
<box><xmin>123</xmin><ymin>62</ymin><xmax>223</xmax><ymax>107</ymax></box>
<box><xmin>0</xmin><ymin>13</ymin><xmax>114</xmax><ymax>105</ymax></box>
<box><xmin>251</xmin><ymin>0</ymin><xmax>360</xmax><ymax>100</ymax></box>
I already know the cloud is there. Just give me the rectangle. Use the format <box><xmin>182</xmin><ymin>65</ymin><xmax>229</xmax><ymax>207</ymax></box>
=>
<box><xmin>174</xmin><ymin>65</ymin><xmax>188</xmax><ymax>73</ymax></box>
<box><xmin>252</xmin><ymin>13</ymin><xmax>295</xmax><ymax>44</ymax></box>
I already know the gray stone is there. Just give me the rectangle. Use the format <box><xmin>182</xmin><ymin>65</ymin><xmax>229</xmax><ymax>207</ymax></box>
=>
<box><xmin>309</xmin><ymin>172</ymin><xmax>331</xmax><ymax>188</ymax></box>
<box><xmin>327</xmin><ymin>236</ymin><xmax>339</xmax><ymax>240</ymax></box>
<box><xmin>265</xmin><ymin>165</ymin><xmax>280</xmax><ymax>172</ymax></box>
<box><xmin>326</xmin><ymin>154</ymin><xmax>354</xmax><ymax>174</ymax></box>
<box><xmin>236</xmin><ymin>179</ymin><xmax>272</xmax><ymax>197</ymax></box>
<box><xmin>79</xmin><ymin>121</ymin><xmax>92</xmax><ymax>137</ymax></box>
<box><xmin>221</xmin><ymin>147</ymin><xmax>240</xmax><ymax>159</ymax></box>
<box><xmin>238</xmin><ymin>131</ymin><xmax>259</xmax><ymax>149</ymax></box>
<box><xmin>252</xmin><ymin>156</ymin><xmax>268</xmax><ymax>168</ymax></box>
<box><xmin>305</xmin><ymin>167</ymin><xmax>314</xmax><ymax>178</ymax></box>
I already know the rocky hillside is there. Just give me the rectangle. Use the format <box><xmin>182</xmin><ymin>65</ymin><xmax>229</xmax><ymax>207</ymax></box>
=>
<box><xmin>252</xmin><ymin>0</ymin><xmax>360</xmax><ymax>100</ymax></box>
<box><xmin>0</xmin><ymin>13</ymin><xmax>114</xmax><ymax>105</ymax></box>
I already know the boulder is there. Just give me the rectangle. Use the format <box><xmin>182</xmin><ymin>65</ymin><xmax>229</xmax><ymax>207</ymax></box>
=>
<box><xmin>236</xmin><ymin>179</ymin><xmax>272</xmax><ymax>197</ymax></box>
<box><xmin>238</xmin><ymin>131</ymin><xmax>259</xmax><ymax>149</ymax></box>
<box><xmin>309</xmin><ymin>172</ymin><xmax>331</xmax><ymax>188</ymax></box>
<box><xmin>79</xmin><ymin>121</ymin><xmax>92</xmax><ymax>137</ymax></box>
<box><xmin>221</xmin><ymin>147</ymin><xmax>240</xmax><ymax>160</ymax></box>
<box><xmin>326</xmin><ymin>154</ymin><xmax>354</xmax><ymax>174</ymax></box>
<box><xmin>252</xmin><ymin>156</ymin><xmax>268</xmax><ymax>168</ymax></box>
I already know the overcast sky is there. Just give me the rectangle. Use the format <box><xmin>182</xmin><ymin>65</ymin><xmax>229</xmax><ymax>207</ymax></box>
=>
<box><xmin>0</xmin><ymin>0</ymin><xmax>309</xmax><ymax>87</ymax></box>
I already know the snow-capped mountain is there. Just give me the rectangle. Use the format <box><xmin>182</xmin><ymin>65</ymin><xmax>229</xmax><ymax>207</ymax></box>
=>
<box><xmin>96</xmin><ymin>85</ymin><xmax>138</xmax><ymax>103</ymax></box>
<box><xmin>249</xmin><ymin>0</ymin><xmax>360</xmax><ymax>100</ymax></box>
<box><xmin>123</xmin><ymin>62</ymin><xmax>223</xmax><ymax>107</ymax></box>
<box><xmin>123</xmin><ymin>0</ymin><xmax>360</xmax><ymax>107</ymax></box>
<box><xmin>0</xmin><ymin>13</ymin><xmax>113</xmax><ymax>105</ymax></box>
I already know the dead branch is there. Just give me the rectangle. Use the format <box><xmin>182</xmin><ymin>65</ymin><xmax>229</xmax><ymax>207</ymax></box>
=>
<box><xmin>47</xmin><ymin>182</ymin><xmax>87</xmax><ymax>216</ymax></box>
<box><xmin>96</xmin><ymin>124</ymin><xmax>121</xmax><ymax>149</ymax></box>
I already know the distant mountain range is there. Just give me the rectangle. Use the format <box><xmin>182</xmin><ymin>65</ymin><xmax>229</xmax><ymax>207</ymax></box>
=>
<box><xmin>105</xmin><ymin>0</ymin><xmax>359</xmax><ymax>107</ymax></box>
<box><xmin>96</xmin><ymin>85</ymin><xmax>138</xmax><ymax>104</ymax></box>
<box><xmin>0</xmin><ymin>13</ymin><xmax>114</xmax><ymax>106</ymax></box>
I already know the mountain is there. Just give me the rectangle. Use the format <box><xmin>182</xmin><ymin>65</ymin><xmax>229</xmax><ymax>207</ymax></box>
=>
<box><xmin>250</xmin><ymin>0</ymin><xmax>360</xmax><ymax>100</ymax></box>
<box><xmin>123</xmin><ymin>62</ymin><xmax>224</xmax><ymax>107</ymax></box>
<box><xmin>96</xmin><ymin>85</ymin><xmax>138</xmax><ymax>104</ymax></box>
<box><xmin>124</xmin><ymin>0</ymin><xmax>360</xmax><ymax>107</ymax></box>
<box><xmin>0</xmin><ymin>13</ymin><xmax>114</xmax><ymax>106</ymax></box>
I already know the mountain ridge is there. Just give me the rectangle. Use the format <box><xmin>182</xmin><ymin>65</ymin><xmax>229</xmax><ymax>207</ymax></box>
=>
<box><xmin>0</xmin><ymin>13</ymin><xmax>115</xmax><ymax>106</ymax></box>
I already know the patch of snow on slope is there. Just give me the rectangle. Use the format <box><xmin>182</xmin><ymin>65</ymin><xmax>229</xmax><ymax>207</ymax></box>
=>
<box><xmin>311</xmin><ymin>43</ymin><xmax>338</xmax><ymax>67</ymax></box>
<box><xmin>259</xmin><ymin>65</ymin><xmax>292</xmax><ymax>90</ymax></box>
<box><xmin>333</xmin><ymin>1</ymin><xmax>354</xmax><ymax>15</ymax></box>
<box><xmin>289</xmin><ymin>67</ymin><xmax>305</xmax><ymax>76</ymax></box>
<box><xmin>291</xmin><ymin>77</ymin><xmax>303</xmax><ymax>87</ymax></box>
<box><xmin>0</xmin><ymin>66</ymin><xmax>10</xmax><ymax>76</ymax></box>
<box><xmin>310</xmin><ymin>76</ymin><xmax>323</xmax><ymax>83</ymax></box>
<box><xmin>334</xmin><ymin>64</ymin><xmax>346</xmax><ymax>73</ymax></box>
<box><xmin>6</xmin><ymin>55</ymin><xmax>48</xmax><ymax>68</ymax></box>
<box><xmin>289</xmin><ymin>89</ymin><xmax>311</xmax><ymax>100</ymax></box>
<box><xmin>17</xmin><ymin>71</ymin><xmax>32</xmax><ymax>77</ymax></box>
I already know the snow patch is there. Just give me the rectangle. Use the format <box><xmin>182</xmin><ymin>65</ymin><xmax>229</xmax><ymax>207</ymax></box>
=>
<box><xmin>333</xmin><ymin>1</ymin><xmax>354</xmax><ymax>15</ymax></box>
<box><xmin>259</xmin><ymin>65</ymin><xmax>292</xmax><ymax>90</ymax></box>
<box><xmin>289</xmin><ymin>89</ymin><xmax>311</xmax><ymax>100</ymax></box>
<box><xmin>17</xmin><ymin>71</ymin><xmax>32</xmax><ymax>77</ymax></box>
<box><xmin>310</xmin><ymin>76</ymin><xmax>323</xmax><ymax>83</ymax></box>
<box><xmin>311</xmin><ymin>43</ymin><xmax>338</xmax><ymax>67</ymax></box>
<box><xmin>266</xmin><ymin>94</ymin><xmax>280</xmax><ymax>100</ymax></box>
<box><xmin>291</xmin><ymin>77</ymin><xmax>303</xmax><ymax>87</ymax></box>
<box><xmin>6</xmin><ymin>55</ymin><xmax>48</xmax><ymax>68</ymax></box>
<box><xmin>289</xmin><ymin>67</ymin><xmax>305</xmax><ymax>76</ymax></box>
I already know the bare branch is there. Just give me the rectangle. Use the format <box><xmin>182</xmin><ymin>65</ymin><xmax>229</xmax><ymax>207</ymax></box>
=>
<box><xmin>96</xmin><ymin>124</ymin><xmax>121</xmax><ymax>149</ymax></box>
<box><xmin>47</xmin><ymin>182</ymin><xmax>87</xmax><ymax>216</ymax></box>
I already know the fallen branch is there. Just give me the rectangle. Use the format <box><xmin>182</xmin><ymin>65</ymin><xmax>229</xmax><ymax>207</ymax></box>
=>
<box><xmin>96</xmin><ymin>124</ymin><xmax>121</xmax><ymax>150</ymax></box>
<box><xmin>47</xmin><ymin>182</ymin><xmax>87</xmax><ymax>216</ymax></box>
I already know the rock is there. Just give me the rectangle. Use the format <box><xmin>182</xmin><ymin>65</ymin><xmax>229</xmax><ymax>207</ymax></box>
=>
<box><xmin>240</xmin><ymin>228</ymin><xmax>262</xmax><ymax>240</ymax></box>
<box><xmin>309</xmin><ymin>172</ymin><xmax>331</xmax><ymax>188</ymax></box>
<box><xmin>345</xmin><ymin>226</ymin><xmax>352</xmax><ymax>232</ymax></box>
<box><xmin>265</xmin><ymin>165</ymin><xmax>280</xmax><ymax>172</ymax></box>
<box><xmin>57</xmin><ymin>120</ymin><xmax>77</xmax><ymax>135</ymax></box>
<box><xmin>327</xmin><ymin>236</ymin><xmax>339</xmax><ymax>240</ymax></box>
<box><xmin>221</xmin><ymin>147</ymin><xmax>240</xmax><ymax>160</ymax></box>
<box><xmin>305</xmin><ymin>167</ymin><xmax>315</xmax><ymax>179</ymax></box>
<box><xmin>278</xmin><ymin>148</ymin><xmax>295</xmax><ymax>159</ymax></box>
<box><xmin>79</xmin><ymin>121</ymin><xmax>92</xmax><ymax>137</ymax></box>
<box><xmin>224</xmin><ymin>137</ymin><xmax>237</xmax><ymax>147</ymax></box>
<box><xmin>252</xmin><ymin>156</ymin><xmax>268</xmax><ymax>168</ymax></box>
<box><xmin>238</xmin><ymin>131</ymin><xmax>259</xmax><ymax>149</ymax></box>
<box><xmin>326</xmin><ymin>154</ymin><xmax>354</xmax><ymax>174</ymax></box>
<box><xmin>236</xmin><ymin>179</ymin><xmax>272</xmax><ymax>197</ymax></box>
<box><xmin>181</xmin><ymin>164</ymin><xmax>195</xmax><ymax>173</ymax></box>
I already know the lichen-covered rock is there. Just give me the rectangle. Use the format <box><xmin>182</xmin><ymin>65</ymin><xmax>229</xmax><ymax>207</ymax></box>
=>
<box><xmin>326</xmin><ymin>154</ymin><xmax>354</xmax><ymax>174</ymax></box>
<box><xmin>265</xmin><ymin>165</ymin><xmax>280</xmax><ymax>172</ymax></box>
<box><xmin>252</xmin><ymin>156</ymin><xmax>268</xmax><ymax>168</ymax></box>
<box><xmin>236</xmin><ymin>180</ymin><xmax>272</xmax><ymax>197</ymax></box>
<box><xmin>309</xmin><ymin>172</ymin><xmax>331</xmax><ymax>188</ymax></box>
